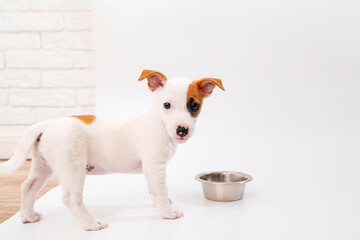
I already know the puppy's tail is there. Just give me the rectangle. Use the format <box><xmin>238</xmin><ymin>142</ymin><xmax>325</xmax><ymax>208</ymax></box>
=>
<box><xmin>0</xmin><ymin>121</ymin><xmax>48</xmax><ymax>177</ymax></box>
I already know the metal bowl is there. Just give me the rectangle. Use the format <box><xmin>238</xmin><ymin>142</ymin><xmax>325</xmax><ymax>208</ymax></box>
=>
<box><xmin>195</xmin><ymin>171</ymin><xmax>252</xmax><ymax>202</ymax></box>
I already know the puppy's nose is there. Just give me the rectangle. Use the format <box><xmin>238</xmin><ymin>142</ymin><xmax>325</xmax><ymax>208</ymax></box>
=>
<box><xmin>176</xmin><ymin>126</ymin><xmax>189</xmax><ymax>137</ymax></box>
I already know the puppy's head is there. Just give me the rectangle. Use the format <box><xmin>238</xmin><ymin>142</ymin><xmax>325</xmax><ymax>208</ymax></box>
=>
<box><xmin>139</xmin><ymin>70</ymin><xmax>224</xmax><ymax>144</ymax></box>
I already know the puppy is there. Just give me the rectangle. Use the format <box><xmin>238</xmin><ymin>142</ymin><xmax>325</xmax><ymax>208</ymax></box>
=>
<box><xmin>0</xmin><ymin>70</ymin><xmax>224</xmax><ymax>230</ymax></box>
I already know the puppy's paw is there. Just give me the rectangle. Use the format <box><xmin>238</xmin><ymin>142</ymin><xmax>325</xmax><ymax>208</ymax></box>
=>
<box><xmin>84</xmin><ymin>218</ymin><xmax>108</xmax><ymax>231</ymax></box>
<box><xmin>21</xmin><ymin>211</ymin><xmax>43</xmax><ymax>223</ymax></box>
<box><xmin>152</xmin><ymin>197</ymin><xmax>173</xmax><ymax>207</ymax></box>
<box><xmin>161</xmin><ymin>209</ymin><xmax>184</xmax><ymax>220</ymax></box>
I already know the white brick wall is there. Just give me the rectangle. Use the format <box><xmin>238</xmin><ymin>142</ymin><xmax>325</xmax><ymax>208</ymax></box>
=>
<box><xmin>7</xmin><ymin>50</ymin><xmax>73</xmax><ymax>69</ymax></box>
<box><xmin>0</xmin><ymin>89</ymin><xmax>8</xmax><ymax>105</ymax></box>
<box><xmin>42</xmin><ymin>70</ymin><xmax>94</xmax><ymax>88</ymax></box>
<box><xmin>42</xmin><ymin>32</ymin><xmax>93</xmax><ymax>50</ymax></box>
<box><xmin>73</xmin><ymin>51</ymin><xmax>94</xmax><ymax>68</ymax></box>
<box><xmin>31</xmin><ymin>0</ymin><xmax>92</xmax><ymax>11</ymax></box>
<box><xmin>0</xmin><ymin>33</ymin><xmax>40</xmax><ymax>49</ymax></box>
<box><xmin>0</xmin><ymin>0</ymin><xmax>30</xmax><ymax>11</ymax></box>
<box><xmin>0</xmin><ymin>53</ymin><xmax>4</xmax><ymax>69</ymax></box>
<box><xmin>0</xmin><ymin>107</ymin><xmax>36</xmax><ymax>125</ymax></box>
<box><xmin>77</xmin><ymin>89</ymin><xmax>95</xmax><ymax>106</ymax></box>
<box><xmin>0</xmin><ymin>13</ymin><xmax>64</xmax><ymax>31</ymax></box>
<box><xmin>0</xmin><ymin>0</ymin><xmax>95</xmax><ymax>145</ymax></box>
<box><xmin>10</xmin><ymin>89</ymin><xmax>76</xmax><ymax>107</ymax></box>
<box><xmin>65</xmin><ymin>13</ymin><xmax>92</xmax><ymax>30</ymax></box>
<box><xmin>0</xmin><ymin>70</ymin><xmax>40</xmax><ymax>87</ymax></box>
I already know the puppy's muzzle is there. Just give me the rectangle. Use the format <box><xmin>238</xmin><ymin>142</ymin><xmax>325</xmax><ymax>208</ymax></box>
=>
<box><xmin>176</xmin><ymin>126</ymin><xmax>189</xmax><ymax>138</ymax></box>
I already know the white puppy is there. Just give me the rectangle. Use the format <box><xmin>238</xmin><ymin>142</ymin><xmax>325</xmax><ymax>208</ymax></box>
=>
<box><xmin>0</xmin><ymin>70</ymin><xmax>224</xmax><ymax>231</ymax></box>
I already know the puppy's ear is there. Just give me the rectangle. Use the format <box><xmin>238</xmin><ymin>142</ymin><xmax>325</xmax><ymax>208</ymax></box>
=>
<box><xmin>138</xmin><ymin>70</ymin><xmax>167</xmax><ymax>92</ymax></box>
<box><xmin>197</xmin><ymin>78</ymin><xmax>225</xmax><ymax>97</ymax></box>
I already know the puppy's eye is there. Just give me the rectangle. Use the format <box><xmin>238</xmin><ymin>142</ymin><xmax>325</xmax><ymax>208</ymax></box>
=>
<box><xmin>191</xmin><ymin>101</ymin><xmax>200</xmax><ymax>112</ymax></box>
<box><xmin>164</xmin><ymin>102</ymin><xmax>171</xmax><ymax>109</ymax></box>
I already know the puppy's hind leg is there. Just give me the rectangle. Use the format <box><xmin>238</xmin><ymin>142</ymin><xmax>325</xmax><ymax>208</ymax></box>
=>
<box><xmin>60</xmin><ymin>173</ymin><xmax>107</xmax><ymax>231</ymax></box>
<box><xmin>53</xmin><ymin>130</ymin><xmax>107</xmax><ymax>231</ymax></box>
<box><xmin>20</xmin><ymin>144</ymin><xmax>53</xmax><ymax>223</ymax></box>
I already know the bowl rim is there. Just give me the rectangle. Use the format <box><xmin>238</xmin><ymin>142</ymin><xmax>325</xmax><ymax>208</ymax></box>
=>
<box><xmin>195</xmin><ymin>171</ymin><xmax>253</xmax><ymax>185</ymax></box>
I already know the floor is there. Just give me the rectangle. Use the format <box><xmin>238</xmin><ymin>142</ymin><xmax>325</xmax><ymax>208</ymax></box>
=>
<box><xmin>0</xmin><ymin>160</ymin><xmax>59</xmax><ymax>224</ymax></box>
<box><xmin>1</xmin><ymin>173</ymin><xmax>251</xmax><ymax>240</ymax></box>
<box><xmin>1</xmin><ymin>168</ymin><xmax>359</xmax><ymax>240</ymax></box>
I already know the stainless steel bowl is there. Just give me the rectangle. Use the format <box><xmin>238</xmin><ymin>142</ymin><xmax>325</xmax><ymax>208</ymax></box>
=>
<box><xmin>195</xmin><ymin>171</ymin><xmax>252</xmax><ymax>202</ymax></box>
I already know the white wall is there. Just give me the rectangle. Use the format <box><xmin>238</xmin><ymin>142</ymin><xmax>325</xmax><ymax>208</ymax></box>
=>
<box><xmin>93</xmin><ymin>1</ymin><xmax>360</xmax><ymax>238</ymax></box>
<box><xmin>0</xmin><ymin>0</ymin><xmax>96</xmax><ymax>158</ymax></box>
<box><xmin>93</xmin><ymin>1</ymin><xmax>360</xmax><ymax>159</ymax></box>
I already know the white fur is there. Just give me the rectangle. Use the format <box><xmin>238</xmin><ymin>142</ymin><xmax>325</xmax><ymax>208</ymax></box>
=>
<box><xmin>0</xmin><ymin>77</ymin><xmax>197</xmax><ymax>231</ymax></box>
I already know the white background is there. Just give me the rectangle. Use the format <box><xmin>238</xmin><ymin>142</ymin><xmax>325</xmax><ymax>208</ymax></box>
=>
<box><xmin>7</xmin><ymin>0</ymin><xmax>355</xmax><ymax>239</ymax></box>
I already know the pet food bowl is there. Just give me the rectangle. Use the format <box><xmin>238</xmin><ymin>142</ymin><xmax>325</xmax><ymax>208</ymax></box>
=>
<box><xmin>195</xmin><ymin>171</ymin><xmax>252</xmax><ymax>202</ymax></box>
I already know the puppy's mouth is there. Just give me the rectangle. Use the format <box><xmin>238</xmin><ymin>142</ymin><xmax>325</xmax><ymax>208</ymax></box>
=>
<box><xmin>175</xmin><ymin>136</ymin><xmax>189</xmax><ymax>144</ymax></box>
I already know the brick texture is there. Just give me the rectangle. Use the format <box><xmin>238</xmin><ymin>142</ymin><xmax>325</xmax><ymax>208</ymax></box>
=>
<box><xmin>0</xmin><ymin>13</ymin><xmax>63</xmax><ymax>31</ymax></box>
<box><xmin>0</xmin><ymin>53</ymin><xmax>4</xmax><ymax>69</ymax></box>
<box><xmin>72</xmin><ymin>51</ymin><xmax>94</xmax><ymax>68</ymax></box>
<box><xmin>6</xmin><ymin>50</ymin><xmax>73</xmax><ymax>69</ymax></box>
<box><xmin>65</xmin><ymin>13</ymin><xmax>92</xmax><ymax>30</ymax></box>
<box><xmin>42</xmin><ymin>70</ymin><xmax>94</xmax><ymax>88</ymax></box>
<box><xmin>0</xmin><ymin>33</ymin><xmax>40</xmax><ymax>50</ymax></box>
<box><xmin>0</xmin><ymin>70</ymin><xmax>40</xmax><ymax>87</ymax></box>
<box><xmin>77</xmin><ymin>89</ymin><xmax>95</xmax><ymax>106</ymax></box>
<box><xmin>42</xmin><ymin>32</ymin><xmax>93</xmax><ymax>50</ymax></box>
<box><xmin>10</xmin><ymin>89</ymin><xmax>75</xmax><ymax>107</ymax></box>
<box><xmin>0</xmin><ymin>0</ymin><xmax>95</xmax><ymax>130</ymax></box>
<box><xmin>0</xmin><ymin>0</ymin><xmax>29</xmax><ymax>11</ymax></box>
<box><xmin>0</xmin><ymin>89</ymin><xmax>8</xmax><ymax>106</ymax></box>
<box><xmin>31</xmin><ymin>0</ymin><xmax>92</xmax><ymax>11</ymax></box>
<box><xmin>0</xmin><ymin>107</ymin><xmax>36</xmax><ymax>125</ymax></box>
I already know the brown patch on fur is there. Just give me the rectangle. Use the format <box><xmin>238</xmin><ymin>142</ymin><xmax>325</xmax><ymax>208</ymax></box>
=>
<box><xmin>36</xmin><ymin>133</ymin><xmax>42</xmax><ymax>142</ymax></box>
<box><xmin>86</xmin><ymin>165</ymin><xmax>95</xmax><ymax>172</ymax></box>
<box><xmin>138</xmin><ymin>70</ymin><xmax>167</xmax><ymax>91</ymax></box>
<box><xmin>72</xmin><ymin>115</ymin><xmax>96</xmax><ymax>124</ymax></box>
<box><xmin>187</xmin><ymin>82</ymin><xmax>205</xmax><ymax>118</ymax></box>
<box><xmin>187</xmin><ymin>78</ymin><xmax>225</xmax><ymax>118</ymax></box>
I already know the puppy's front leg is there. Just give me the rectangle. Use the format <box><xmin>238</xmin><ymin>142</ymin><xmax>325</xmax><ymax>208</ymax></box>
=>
<box><xmin>144</xmin><ymin>162</ymin><xmax>183</xmax><ymax>219</ymax></box>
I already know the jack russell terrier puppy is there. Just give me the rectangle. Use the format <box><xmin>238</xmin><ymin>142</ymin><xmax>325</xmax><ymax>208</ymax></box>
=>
<box><xmin>0</xmin><ymin>70</ymin><xmax>224</xmax><ymax>231</ymax></box>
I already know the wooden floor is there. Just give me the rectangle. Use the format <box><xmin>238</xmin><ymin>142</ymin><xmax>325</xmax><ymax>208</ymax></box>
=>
<box><xmin>0</xmin><ymin>160</ymin><xmax>59</xmax><ymax>224</ymax></box>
